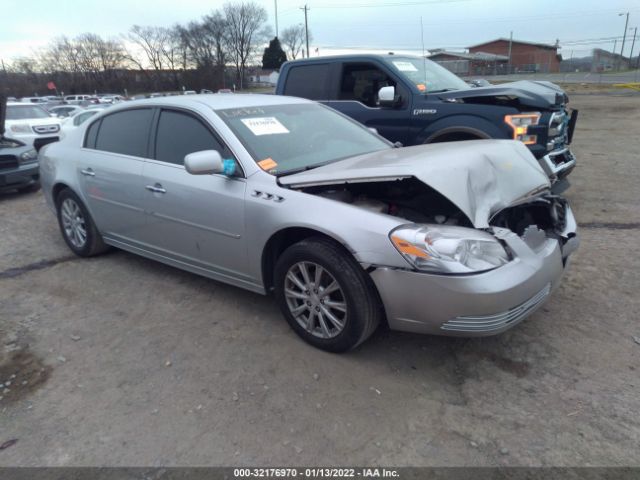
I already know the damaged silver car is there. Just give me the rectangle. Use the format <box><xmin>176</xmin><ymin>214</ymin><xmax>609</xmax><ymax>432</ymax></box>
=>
<box><xmin>39</xmin><ymin>95</ymin><xmax>578</xmax><ymax>352</ymax></box>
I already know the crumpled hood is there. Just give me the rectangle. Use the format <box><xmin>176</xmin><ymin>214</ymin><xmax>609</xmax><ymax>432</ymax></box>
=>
<box><xmin>438</xmin><ymin>80</ymin><xmax>567</xmax><ymax>109</ymax></box>
<box><xmin>279</xmin><ymin>140</ymin><xmax>550</xmax><ymax>228</ymax></box>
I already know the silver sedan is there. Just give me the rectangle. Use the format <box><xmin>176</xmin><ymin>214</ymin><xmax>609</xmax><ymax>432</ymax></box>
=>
<box><xmin>39</xmin><ymin>95</ymin><xmax>578</xmax><ymax>352</ymax></box>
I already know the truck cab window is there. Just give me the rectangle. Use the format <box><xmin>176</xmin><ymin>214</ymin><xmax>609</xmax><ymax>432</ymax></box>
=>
<box><xmin>339</xmin><ymin>63</ymin><xmax>397</xmax><ymax>107</ymax></box>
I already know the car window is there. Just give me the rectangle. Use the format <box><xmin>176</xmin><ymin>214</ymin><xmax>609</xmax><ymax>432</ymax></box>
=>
<box><xmin>383</xmin><ymin>56</ymin><xmax>470</xmax><ymax>93</ymax></box>
<box><xmin>74</xmin><ymin>111</ymin><xmax>97</xmax><ymax>126</ymax></box>
<box><xmin>94</xmin><ymin>108</ymin><xmax>153</xmax><ymax>157</ymax></box>
<box><xmin>85</xmin><ymin>119</ymin><xmax>100</xmax><ymax>148</ymax></box>
<box><xmin>218</xmin><ymin>103</ymin><xmax>390</xmax><ymax>175</ymax></box>
<box><xmin>6</xmin><ymin>105</ymin><xmax>51</xmax><ymax>120</ymax></box>
<box><xmin>154</xmin><ymin>109</ymin><xmax>230</xmax><ymax>166</ymax></box>
<box><xmin>283</xmin><ymin>64</ymin><xmax>330</xmax><ymax>100</ymax></box>
<box><xmin>339</xmin><ymin>63</ymin><xmax>400</xmax><ymax>107</ymax></box>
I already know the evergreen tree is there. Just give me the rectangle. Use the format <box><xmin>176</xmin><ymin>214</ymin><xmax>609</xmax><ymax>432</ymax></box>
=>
<box><xmin>262</xmin><ymin>37</ymin><xmax>287</xmax><ymax>70</ymax></box>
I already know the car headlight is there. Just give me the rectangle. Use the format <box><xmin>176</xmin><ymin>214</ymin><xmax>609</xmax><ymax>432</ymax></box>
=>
<box><xmin>10</xmin><ymin>124</ymin><xmax>32</xmax><ymax>134</ymax></box>
<box><xmin>19</xmin><ymin>149</ymin><xmax>38</xmax><ymax>164</ymax></box>
<box><xmin>390</xmin><ymin>224</ymin><xmax>510</xmax><ymax>274</ymax></box>
<box><xmin>504</xmin><ymin>112</ymin><xmax>540</xmax><ymax>145</ymax></box>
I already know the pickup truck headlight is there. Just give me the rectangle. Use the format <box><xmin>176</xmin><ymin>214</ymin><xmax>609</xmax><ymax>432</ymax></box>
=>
<box><xmin>504</xmin><ymin>113</ymin><xmax>540</xmax><ymax>145</ymax></box>
<box><xmin>10</xmin><ymin>124</ymin><xmax>32</xmax><ymax>134</ymax></box>
<box><xmin>19</xmin><ymin>149</ymin><xmax>38</xmax><ymax>164</ymax></box>
<box><xmin>390</xmin><ymin>224</ymin><xmax>509</xmax><ymax>274</ymax></box>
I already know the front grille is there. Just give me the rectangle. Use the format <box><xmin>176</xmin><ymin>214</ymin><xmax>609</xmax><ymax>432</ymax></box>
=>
<box><xmin>441</xmin><ymin>284</ymin><xmax>551</xmax><ymax>333</ymax></box>
<box><xmin>32</xmin><ymin>124</ymin><xmax>60</xmax><ymax>134</ymax></box>
<box><xmin>0</xmin><ymin>155</ymin><xmax>19</xmax><ymax>170</ymax></box>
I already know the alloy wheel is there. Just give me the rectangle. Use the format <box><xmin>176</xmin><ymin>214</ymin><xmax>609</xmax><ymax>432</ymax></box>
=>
<box><xmin>60</xmin><ymin>198</ymin><xmax>87</xmax><ymax>248</ymax></box>
<box><xmin>284</xmin><ymin>261</ymin><xmax>347</xmax><ymax>339</ymax></box>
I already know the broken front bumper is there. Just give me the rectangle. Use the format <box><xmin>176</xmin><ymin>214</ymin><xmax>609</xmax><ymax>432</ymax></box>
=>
<box><xmin>370</xmin><ymin>205</ymin><xmax>578</xmax><ymax>337</ymax></box>
<box><xmin>538</xmin><ymin>148</ymin><xmax>576</xmax><ymax>183</ymax></box>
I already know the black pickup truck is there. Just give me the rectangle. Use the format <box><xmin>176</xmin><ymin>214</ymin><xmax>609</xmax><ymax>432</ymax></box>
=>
<box><xmin>275</xmin><ymin>54</ymin><xmax>578</xmax><ymax>189</ymax></box>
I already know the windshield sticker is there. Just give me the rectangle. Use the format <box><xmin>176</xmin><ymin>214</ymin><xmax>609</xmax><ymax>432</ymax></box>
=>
<box><xmin>241</xmin><ymin>117</ymin><xmax>290</xmax><ymax>136</ymax></box>
<box><xmin>392</xmin><ymin>61</ymin><xmax>418</xmax><ymax>72</ymax></box>
<box><xmin>258</xmin><ymin>158</ymin><xmax>278</xmax><ymax>171</ymax></box>
<box><xmin>416</xmin><ymin>83</ymin><xmax>427</xmax><ymax>92</ymax></box>
<box><xmin>219</xmin><ymin>107</ymin><xmax>266</xmax><ymax>118</ymax></box>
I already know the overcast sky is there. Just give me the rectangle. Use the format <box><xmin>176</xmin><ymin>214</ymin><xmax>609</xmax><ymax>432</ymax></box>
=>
<box><xmin>2</xmin><ymin>0</ymin><xmax>639</xmax><ymax>63</ymax></box>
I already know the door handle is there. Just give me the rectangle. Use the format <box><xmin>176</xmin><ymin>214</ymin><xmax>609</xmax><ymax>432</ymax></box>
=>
<box><xmin>80</xmin><ymin>168</ymin><xmax>95</xmax><ymax>177</ymax></box>
<box><xmin>145</xmin><ymin>184</ymin><xmax>166</xmax><ymax>194</ymax></box>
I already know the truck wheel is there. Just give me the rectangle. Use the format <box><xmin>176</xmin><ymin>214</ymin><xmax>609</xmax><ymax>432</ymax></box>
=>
<box><xmin>56</xmin><ymin>189</ymin><xmax>109</xmax><ymax>257</ymax></box>
<box><xmin>274</xmin><ymin>237</ymin><xmax>382</xmax><ymax>352</ymax></box>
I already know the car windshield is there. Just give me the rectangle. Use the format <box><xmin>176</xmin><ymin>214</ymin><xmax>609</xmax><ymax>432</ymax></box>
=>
<box><xmin>217</xmin><ymin>103</ymin><xmax>391</xmax><ymax>175</ymax></box>
<box><xmin>383</xmin><ymin>57</ymin><xmax>470</xmax><ymax>93</ymax></box>
<box><xmin>7</xmin><ymin>105</ymin><xmax>51</xmax><ymax>120</ymax></box>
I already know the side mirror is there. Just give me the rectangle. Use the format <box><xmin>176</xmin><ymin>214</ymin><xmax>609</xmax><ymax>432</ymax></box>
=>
<box><xmin>184</xmin><ymin>150</ymin><xmax>224</xmax><ymax>175</ymax></box>
<box><xmin>378</xmin><ymin>87</ymin><xmax>400</xmax><ymax>107</ymax></box>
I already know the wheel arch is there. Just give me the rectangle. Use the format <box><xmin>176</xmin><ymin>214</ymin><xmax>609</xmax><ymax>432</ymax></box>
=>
<box><xmin>52</xmin><ymin>182</ymin><xmax>73</xmax><ymax>206</ymax></box>
<box><xmin>261</xmin><ymin>227</ymin><xmax>352</xmax><ymax>294</ymax></box>
<box><xmin>425</xmin><ymin>126</ymin><xmax>491</xmax><ymax>143</ymax></box>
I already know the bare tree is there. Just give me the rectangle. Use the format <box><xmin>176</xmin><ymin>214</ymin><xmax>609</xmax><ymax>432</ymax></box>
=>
<box><xmin>125</xmin><ymin>25</ymin><xmax>171</xmax><ymax>71</ymax></box>
<box><xmin>223</xmin><ymin>1</ymin><xmax>270</xmax><ymax>89</ymax></box>
<box><xmin>177</xmin><ymin>12</ymin><xmax>229</xmax><ymax>88</ymax></box>
<box><xmin>280</xmin><ymin>24</ymin><xmax>310</xmax><ymax>60</ymax></box>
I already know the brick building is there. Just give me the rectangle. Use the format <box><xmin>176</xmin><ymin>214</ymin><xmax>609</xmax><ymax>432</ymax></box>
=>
<box><xmin>428</xmin><ymin>50</ymin><xmax>509</xmax><ymax>76</ymax></box>
<box><xmin>467</xmin><ymin>38</ymin><xmax>561</xmax><ymax>73</ymax></box>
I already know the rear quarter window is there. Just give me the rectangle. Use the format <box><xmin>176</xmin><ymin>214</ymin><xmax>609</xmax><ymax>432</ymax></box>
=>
<box><xmin>283</xmin><ymin>64</ymin><xmax>330</xmax><ymax>100</ymax></box>
<box><xmin>84</xmin><ymin>119</ymin><xmax>100</xmax><ymax>148</ymax></box>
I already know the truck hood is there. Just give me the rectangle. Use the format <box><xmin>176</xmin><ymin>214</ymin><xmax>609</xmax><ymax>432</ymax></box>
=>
<box><xmin>279</xmin><ymin>140</ymin><xmax>550</xmax><ymax>228</ymax></box>
<box><xmin>438</xmin><ymin>80</ymin><xmax>567</xmax><ymax>109</ymax></box>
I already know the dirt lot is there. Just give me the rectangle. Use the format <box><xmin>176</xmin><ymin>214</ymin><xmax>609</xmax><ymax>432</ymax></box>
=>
<box><xmin>1</xmin><ymin>94</ymin><xmax>639</xmax><ymax>467</ymax></box>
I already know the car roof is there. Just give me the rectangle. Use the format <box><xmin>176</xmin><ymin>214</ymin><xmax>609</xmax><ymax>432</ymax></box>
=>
<box><xmin>7</xmin><ymin>102</ymin><xmax>47</xmax><ymax>106</ymax></box>
<box><xmin>283</xmin><ymin>53</ymin><xmax>423</xmax><ymax>64</ymax></box>
<box><xmin>105</xmin><ymin>94</ymin><xmax>312</xmax><ymax>112</ymax></box>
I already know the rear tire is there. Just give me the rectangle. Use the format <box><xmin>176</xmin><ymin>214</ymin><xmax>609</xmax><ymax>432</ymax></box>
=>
<box><xmin>274</xmin><ymin>237</ymin><xmax>382</xmax><ymax>352</ymax></box>
<box><xmin>56</xmin><ymin>188</ymin><xmax>109</xmax><ymax>257</ymax></box>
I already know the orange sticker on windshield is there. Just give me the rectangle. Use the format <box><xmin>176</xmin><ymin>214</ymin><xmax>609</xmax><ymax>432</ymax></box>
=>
<box><xmin>258</xmin><ymin>158</ymin><xmax>278</xmax><ymax>171</ymax></box>
<box><xmin>416</xmin><ymin>84</ymin><xmax>427</xmax><ymax>92</ymax></box>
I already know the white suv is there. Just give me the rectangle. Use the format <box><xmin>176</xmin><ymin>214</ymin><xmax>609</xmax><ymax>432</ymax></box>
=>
<box><xmin>5</xmin><ymin>103</ymin><xmax>62</xmax><ymax>150</ymax></box>
<box><xmin>64</xmin><ymin>95</ymin><xmax>93</xmax><ymax>105</ymax></box>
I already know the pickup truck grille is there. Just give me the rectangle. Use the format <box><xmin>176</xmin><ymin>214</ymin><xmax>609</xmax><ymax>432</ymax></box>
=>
<box><xmin>547</xmin><ymin>109</ymin><xmax>576</xmax><ymax>152</ymax></box>
<box><xmin>548</xmin><ymin>111</ymin><xmax>568</xmax><ymax>138</ymax></box>
<box><xmin>32</xmin><ymin>124</ymin><xmax>60</xmax><ymax>135</ymax></box>
<box><xmin>0</xmin><ymin>155</ymin><xmax>19</xmax><ymax>170</ymax></box>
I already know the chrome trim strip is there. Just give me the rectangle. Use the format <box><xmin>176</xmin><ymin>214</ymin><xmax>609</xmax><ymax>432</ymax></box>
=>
<box><xmin>441</xmin><ymin>283</ymin><xmax>551</xmax><ymax>332</ymax></box>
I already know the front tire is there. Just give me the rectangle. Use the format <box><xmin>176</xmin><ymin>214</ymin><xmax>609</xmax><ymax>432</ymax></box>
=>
<box><xmin>274</xmin><ymin>237</ymin><xmax>382</xmax><ymax>352</ymax></box>
<box><xmin>56</xmin><ymin>189</ymin><xmax>108</xmax><ymax>257</ymax></box>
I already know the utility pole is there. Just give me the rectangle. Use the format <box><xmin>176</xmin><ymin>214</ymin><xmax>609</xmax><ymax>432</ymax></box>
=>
<box><xmin>274</xmin><ymin>0</ymin><xmax>278</xmax><ymax>37</ymax></box>
<box><xmin>507</xmin><ymin>31</ymin><xmax>513</xmax><ymax>74</ymax></box>
<box><xmin>619</xmin><ymin>12</ymin><xmax>629</xmax><ymax>70</ymax></box>
<box><xmin>301</xmin><ymin>5</ymin><xmax>310</xmax><ymax>58</ymax></box>
<box><xmin>629</xmin><ymin>27</ymin><xmax>637</xmax><ymax>69</ymax></box>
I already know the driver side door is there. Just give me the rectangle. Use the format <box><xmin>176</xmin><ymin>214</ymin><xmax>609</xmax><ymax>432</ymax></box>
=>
<box><xmin>139</xmin><ymin>108</ymin><xmax>252</xmax><ymax>288</ymax></box>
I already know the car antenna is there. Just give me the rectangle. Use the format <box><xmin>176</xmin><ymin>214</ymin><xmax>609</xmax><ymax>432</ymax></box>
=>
<box><xmin>420</xmin><ymin>16</ymin><xmax>428</xmax><ymax>90</ymax></box>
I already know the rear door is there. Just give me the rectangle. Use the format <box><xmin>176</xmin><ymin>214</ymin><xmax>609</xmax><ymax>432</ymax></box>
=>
<box><xmin>140</xmin><ymin>108</ymin><xmax>250</xmax><ymax>285</ymax></box>
<box><xmin>77</xmin><ymin>108</ymin><xmax>153</xmax><ymax>244</ymax></box>
<box><xmin>324</xmin><ymin>61</ymin><xmax>411</xmax><ymax>144</ymax></box>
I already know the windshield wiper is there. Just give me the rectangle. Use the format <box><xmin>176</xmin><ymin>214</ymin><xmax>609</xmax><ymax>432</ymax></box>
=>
<box><xmin>428</xmin><ymin>88</ymin><xmax>461</xmax><ymax>93</ymax></box>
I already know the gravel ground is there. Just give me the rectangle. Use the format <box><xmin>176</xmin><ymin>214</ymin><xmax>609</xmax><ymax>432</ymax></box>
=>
<box><xmin>0</xmin><ymin>94</ymin><xmax>639</xmax><ymax>467</ymax></box>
